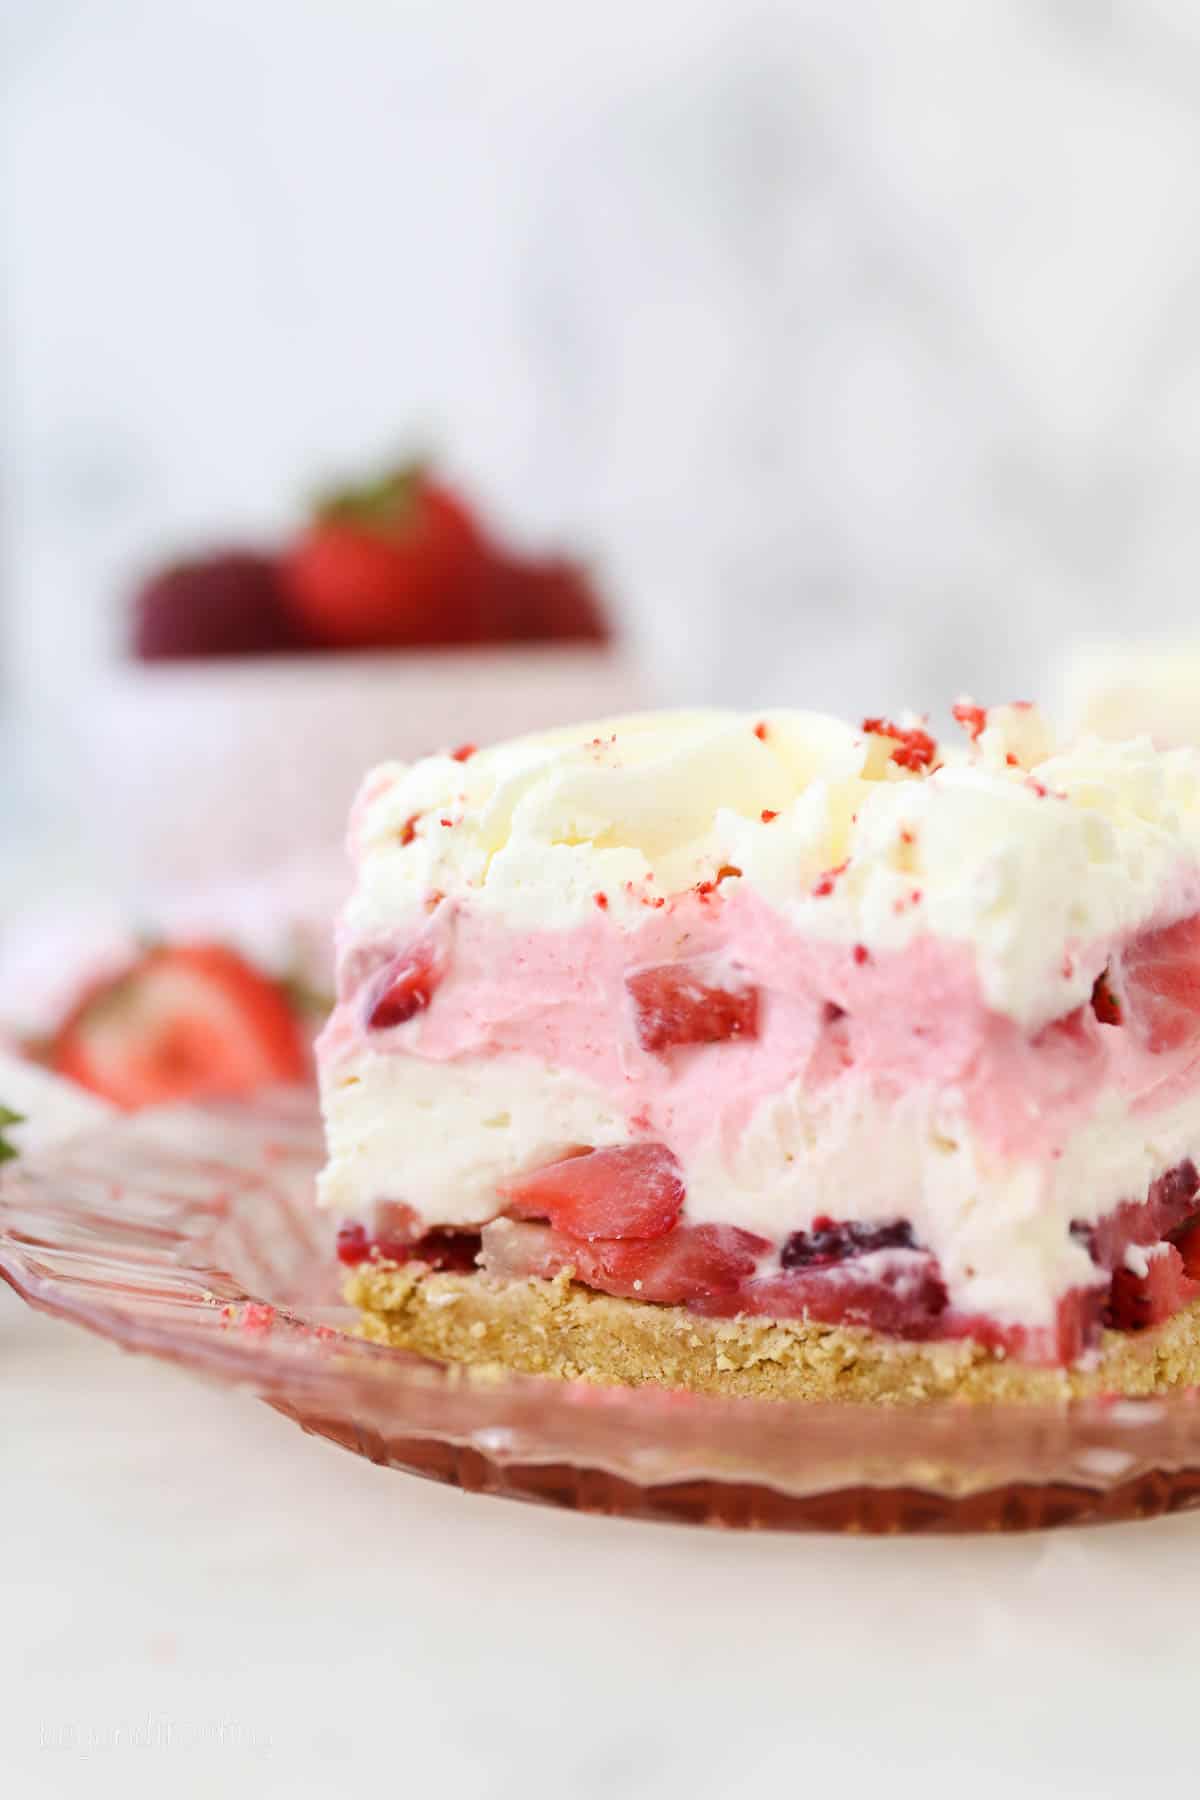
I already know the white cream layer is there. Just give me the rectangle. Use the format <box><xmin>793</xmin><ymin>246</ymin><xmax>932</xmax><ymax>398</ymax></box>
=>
<box><xmin>319</xmin><ymin>1046</ymin><xmax>1200</xmax><ymax>1331</ymax></box>
<box><xmin>343</xmin><ymin>707</ymin><xmax>1200</xmax><ymax>1031</ymax></box>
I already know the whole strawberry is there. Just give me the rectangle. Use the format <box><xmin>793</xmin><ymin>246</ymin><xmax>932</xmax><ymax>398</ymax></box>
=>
<box><xmin>133</xmin><ymin>551</ymin><xmax>302</xmax><ymax>659</ymax></box>
<box><xmin>281</xmin><ymin>462</ymin><xmax>491</xmax><ymax>651</ymax></box>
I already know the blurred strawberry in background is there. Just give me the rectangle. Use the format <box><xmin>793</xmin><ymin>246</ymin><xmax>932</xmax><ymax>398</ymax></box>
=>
<box><xmin>135</xmin><ymin>551</ymin><xmax>304</xmax><ymax>659</ymax></box>
<box><xmin>283</xmin><ymin>462</ymin><xmax>490</xmax><ymax>649</ymax></box>
<box><xmin>129</xmin><ymin>454</ymin><xmax>612</xmax><ymax>659</ymax></box>
<box><xmin>50</xmin><ymin>944</ymin><xmax>310</xmax><ymax>1110</ymax></box>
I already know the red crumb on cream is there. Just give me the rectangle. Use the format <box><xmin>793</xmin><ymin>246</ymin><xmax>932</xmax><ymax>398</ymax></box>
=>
<box><xmin>861</xmin><ymin>717</ymin><xmax>938</xmax><ymax>772</ymax></box>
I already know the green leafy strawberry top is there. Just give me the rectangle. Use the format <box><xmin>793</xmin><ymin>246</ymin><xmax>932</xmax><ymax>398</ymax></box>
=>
<box><xmin>314</xmin><ymin>460</ymin><xmax>427</xmax><ymax>531</ymax></box>
<box><xmin>0</xmin><ymin>1105</ymin><xmax>23</xmax><ymax>1164</ymax></box>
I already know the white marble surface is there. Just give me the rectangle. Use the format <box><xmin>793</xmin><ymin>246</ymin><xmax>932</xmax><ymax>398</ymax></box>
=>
<box><xmin>6</xmin><ymin>1285</ymin><xmax>1200</xmax><ymax>1800</ymax></box>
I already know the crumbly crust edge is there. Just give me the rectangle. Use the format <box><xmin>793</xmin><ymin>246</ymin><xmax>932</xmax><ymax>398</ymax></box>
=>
<box><xmin>345</xmin><ymin>1261</ymin><xmax>1200</xmax><ymax>1404</ymax></box>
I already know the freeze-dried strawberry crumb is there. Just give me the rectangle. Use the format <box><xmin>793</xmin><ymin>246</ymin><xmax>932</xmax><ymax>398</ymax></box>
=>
<box><xmin>952</xmin><ymin>700</ymin><xmax>987</xmax><ymax>742</ymax></box>
<box><xmin>900</xmin><ymin>827</ymin><xmax>914</xmax><ymax>846</ymax></box>
<box><xmin>753</xmin><ymin>721</ymin><xmax>768</xmax><ymax>741</ymax></box>
<box><xmin>813</xmin><ymin>860</ymin><xmax>848</xmax><ymax>897</ymax></box>
<box><xmin>1006</xmin><ymin>753</ymin><xmax>1019</xmax><ymax>767</ymax></box>
<box><xmin>242</xmin><ymin>1302</ymin><xmax>275</xmax><ymax>1333</ymax></box>
<box><xmin>762</xmin><ymin>809</ymin><xmax>778</xmax><ymax>823</ymax></box>
<box><xmin>861</xmin><ymin>717</ymin><xmax>937</xmax><ymax>771</ymax></box>
<box><xmin>716</xmin><ymin>864</ymin><xmax>742</xmax><ymax>883</ymax></box>
<box><xmin>439</xmin><ymin>817</ymin><xmax>454</xmax><ymax>827</ymax></box>
<box><xmin>594</xmin><ymin>892</ymin><xmax>609</xmax><ymax>910</ymax></box>
<box><xmin>399</xmin><ymin>814</ymin><xmax>420</xmax><ymax>846</ymax></box>
<box><xmin>450</xmin><ymin>743</ymin><xmax>477</xmax><ymax>762</ymax></box>
<box><xmin>853</xmin><ymin>944</ymin><xmax>870</xmax><ymax>965</ymax></box>
<box><xmin>1026</xmin><ymin>778</ymin><xmax>1048</xmax><ymax>798</ymax></box>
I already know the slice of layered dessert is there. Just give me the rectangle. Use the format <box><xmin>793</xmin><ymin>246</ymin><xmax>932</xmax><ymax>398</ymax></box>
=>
<box><xmin>316</xmin><ymin>703</ymin><xmax>1200</xmax><ymax>1402</ymax></box>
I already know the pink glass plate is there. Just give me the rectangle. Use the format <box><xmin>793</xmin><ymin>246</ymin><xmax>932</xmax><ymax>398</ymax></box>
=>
<box><xmin>6</xmin><ymin>1088</ymin><xmax>1200</xmax><ymax>1534</ymax></box>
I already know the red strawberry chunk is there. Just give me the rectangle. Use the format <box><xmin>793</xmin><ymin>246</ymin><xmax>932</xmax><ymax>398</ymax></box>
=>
<box><xmin>367</xmin><ymin>941</ymin><xmax>443</xmax><ymax>1029</ymax></box>
<box><xmin>627</xmin><ymin>960</ymin><xmax>759</xmax><ymax>1054</ymax></box>
<box><xmin>502</xmin><ymin>1143</ymin><xmax>684</xmax><ymax>1239</ymax></box>
<box><xmin>338</xmin><ymin>1215</ymin><xmax>481</xmax><ymax>1271</ymax></box>
<box><xmin>566</xmin><ymin>1223</ymin><xmax>767</xmax><ymax>1303</ymax></box>
<box><xmin>1077</xmin><ymin>1159</ymin><xmax>1200</xmax><ymax>1271</ymax></box>
<box><xmin>691</xmin><ymin>1254</ymin><xmax>948</xmax><ymax>1338</ymax></box>
<box><xmin>479</xmin><ymin>1218</ymin><xmax>766</xmax><ymax>1303</ymax></box>
<box><xmin>943</xmin><ymin>1286</ymin><xmax>1108</xmax><ymax>1364</ymax></box>
<box><xmin>1175</xmin><ymin>1219</ymin><xmax>1200</xmax><ymax>1280</ymax></box>
<box><xmin>1106</xmin><ymin>1243</ymin><xmax>1198</xmax><ymax>1331</ymax></box>
<box><xmin>1121</xmin><ymin>913</ymin><xmax>1200</xmax><ymax>1053</ymax></box>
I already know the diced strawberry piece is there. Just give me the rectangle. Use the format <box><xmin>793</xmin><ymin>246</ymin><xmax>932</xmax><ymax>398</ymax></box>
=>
<box><xmin>1121</xmin><ymin>914</ymin><xmax>1200</xmax><ymax>1053</ymax></box>
<box><xmin>51</xmin><ymin>944</ymin><xmax>309</xmax><ymax>1111</ymax></box>
<box><xmin>1175</xmin><ymin>1219</ymin><xmax>1200</xmax><ymax>1280</ymax></box>
<box><xmin>626</xmin><ymin>960</ymin><xmax>759</xmax><ymax>1054</ymax></box>
<box><xmin>502</xmin><ymin>1143</ymin><xmax>684</xmax><ymax>1240</ymax></box>
<box><xmin>1106</xmin><ymin>1244</ymin><xmax>1198</xmax><ymax>1331</ymax></box>
<box><xmin>946</xmin><ymin>1286</ymin><xmax>1107</xmax><ymax>1363</ymax></box>
<box><xmin>479</xmin><ymin>1218</ymin><xmax>767</xmax><ymax>1303</ymax></box>
<box><xmin>336</xmin><ymin>1222</ymin><xmax>371</xmax><ymax>1265</ymax></box>
<box><xmin>339</xmin><ymin>1212</ymin><xmax>481</xmax><ymax>1271</ymax></box>
<box><xmin>1077</xmin><ymin>1158</ymin><xmax>1200</xmax><ymax>1270</ymax></box>
<box><xmin>1050</xmin><ymin>1286</ymin><xmax>1108</xmax><ymax>1360</ymax></box>
<box><xmin>1090</xmin><ymin>966</ymin><xmax>1123</xmax><ymax>1026</ymax></box>
<box><xmin>477</xmin><ymin>1220</ymin><xmax>561</xmax><ymax>1280</ymax></box>
<box><xmin>568</xmin><ymin>1223</ymin><xmax>767</xmax><ymax>1303</ymax></box>
<box><xmin>366</xmin><ymin>941</ymin><xmax>443</xmax><ymax>1029</ymax></box>
<box><xmin>401</xmin><ymin>1229</ymin><xmax>482</xmax><ymax>1273</ymax></box>
<box><xmin>691</xmin><ymin>1255</ymin><xmax>948</xmax><ymax>1338</ymax></box>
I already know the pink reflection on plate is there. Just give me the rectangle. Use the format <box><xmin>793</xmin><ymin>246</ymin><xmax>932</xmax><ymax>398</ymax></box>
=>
<box><xmin>4</xmin><ymin>1087</ymin><xmax>1200</xmax><ymax>1534</ymax></box>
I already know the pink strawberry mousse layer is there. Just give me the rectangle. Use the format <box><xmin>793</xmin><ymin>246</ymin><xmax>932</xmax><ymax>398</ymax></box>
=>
<box><xmin>316</xmin><ymin>704</ymin><xmax>1200</xmax><ymax>1362</ymax></box>
<box><xmin>324</xmin><ymin>886</ymin><xmax>1199</xmax><ymax>1174</ymax></box>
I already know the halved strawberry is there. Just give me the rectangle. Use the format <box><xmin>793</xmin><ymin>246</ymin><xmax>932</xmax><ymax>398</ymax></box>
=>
<box><xmin>51</xmin><ymin>945</ymin><xmax>309</xmax><ymax>1110</ymax></box>
<box><xmin>501</xmin><ymin>1143</ymin><xmax>684</xmax><ymax>1240</ymax></box>
<box><xmin>1121</xmin><ymin>914</ymin><xmax>1200</xmax><ymax>1053</ymax></box>
<box><xmin>626</xmin><ymin>960</ymin><xmax>759</xmax><ymax>1054</ymax></box>
<box><xmin>1105</xmin><ymin>1244</ymin><xmax>1199</xmax><ymax>1331</ymax></box>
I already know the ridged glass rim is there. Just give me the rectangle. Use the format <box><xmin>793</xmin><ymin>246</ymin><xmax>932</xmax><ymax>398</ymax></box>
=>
<box><xmin>4</xmin><ymin>1088</ymin><xmax>1200</xmax><ymax>1530</ymax></box>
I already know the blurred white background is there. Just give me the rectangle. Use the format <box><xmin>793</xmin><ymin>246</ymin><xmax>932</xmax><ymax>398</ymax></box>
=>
<box><xmin>7</xmin><ymin>0</ymin><xmax>1200</xmax><ymax>814</ymax></box>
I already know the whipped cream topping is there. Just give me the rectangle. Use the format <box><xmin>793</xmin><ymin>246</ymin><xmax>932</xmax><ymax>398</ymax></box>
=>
<box><xmin>342</xmin><ymin>705</ymin><xmax>1200</xmax><ymax>1029</ymax></box>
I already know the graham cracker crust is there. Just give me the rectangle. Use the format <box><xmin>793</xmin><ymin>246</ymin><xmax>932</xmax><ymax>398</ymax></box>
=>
<box><xmin>346</xmin><ymin>1261</ymin><xmax>1200</xmax><ymax>1404</ymax></box>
